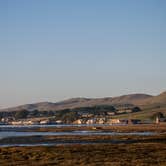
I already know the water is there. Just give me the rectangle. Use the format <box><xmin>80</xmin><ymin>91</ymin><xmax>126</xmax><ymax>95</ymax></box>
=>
<box><xmin>0</xmin><ymin>125</ymin><xmax>156</xmax><ymax>139</ymax></box>
<box><xmin>0</xmin><ymin>130</ymin><xmax>155</xmax><ymax>139</ymax></box>
<box><xmin>0</xmin><ymin>140</ymin><xmax>143</xmax><ymax>147</ymax></box>
<box><xmin>0</xmin><ymin>125</ymin><xmax>156</xmax><ymax>147</ymax></box>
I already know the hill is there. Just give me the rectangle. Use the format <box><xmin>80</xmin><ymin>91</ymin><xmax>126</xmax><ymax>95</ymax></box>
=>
<box><xmin>1</xmin><ymin>92</ymin><xmax>166</xmax><ymax>113</ymax></box>
<box><xmin>139</xmin><ymin>91</ymin><xmax>166</xmax><ymax>106</ymax></box>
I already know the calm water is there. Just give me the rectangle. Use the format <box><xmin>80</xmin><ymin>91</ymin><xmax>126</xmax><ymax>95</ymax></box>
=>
<box><xmin>0</xmin><ymin>125</ymin><xmax>156</xmax><ymax>147</ymax></box>
<box><xmin>0</xmin><ymin>131</ymin><xmax>155</xmax><ymax>139</ymax></box>
<box><xmin>0</xmin><ymin>125</ymin><xmax>155</xmax><ymax>139</ymax></box>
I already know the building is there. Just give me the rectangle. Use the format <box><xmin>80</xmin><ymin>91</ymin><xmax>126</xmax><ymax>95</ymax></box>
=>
<box><xmin>86</xmin><ymin>119</ymin><xmax>95</xmax><ymax>125</ymax></box>
<box><xmin>40</xmin><ymin>120</ymin><xmax>51</xmax><ymax>125</ymax></box>
<box><xmin>56</xmin><ymin>120</ymin><xmax>63</xmax><ymax>124</ymax></box>
<box><xmin>110</xmin><ymin>119</ymin><xmax>121</xmax><ymax>124</ymax></box>
<box><xmin>73</xmin><ymin>119</ymin><xmax>83</xmax><ymax>125</ymax></box>
<box><xmin>96</xmin><ymin>118</ymin><xmax>105</xmax><ymax>124</ymax></box>
<box><xmin>107</xmin><ymin>112</ymin><xmax>116</xmax><ymax>116</ymax></box>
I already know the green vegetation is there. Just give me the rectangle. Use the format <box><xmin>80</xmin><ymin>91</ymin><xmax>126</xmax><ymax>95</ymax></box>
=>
<box><xmin>55</xmin><ymin>109</ymin><xmax>79</xmax><ymax>123</ymax></box>
<box><xmin>54</xmin><ymin>105</ymin><xmax>117</xmax><ymax>123</ymax></box>
<box><xmin>73</xmin><ymin>105</ymin><xmax>116</xmax><ymax>114</ymax></box>
<box><xmin>15</xmin><ymin>109</ymin><xmax>29</xmax><ymax>119</ymax></box>
<box><xmin>113</xmin><ymin>106</ymin><xmax>166</xmax><ymax>120</ymax></box>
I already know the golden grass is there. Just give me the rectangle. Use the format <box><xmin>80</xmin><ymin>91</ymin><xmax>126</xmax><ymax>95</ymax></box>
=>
<box><xmin>0</xmin><ymin>142</ymin><xmax>166</xmax><ymax>166</ymax></box>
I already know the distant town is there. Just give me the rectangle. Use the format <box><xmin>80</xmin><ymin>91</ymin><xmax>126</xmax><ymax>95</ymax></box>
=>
<box><xmin>0</xmin><ymin>105</ymin><xmax>165</xmax><ymax>126</ymax></box>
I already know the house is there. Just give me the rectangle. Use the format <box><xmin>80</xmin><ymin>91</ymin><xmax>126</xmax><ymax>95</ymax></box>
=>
<box><xmin>111</xmin><ymin>119</ymin><xmax>121</xmax><ymax>124</ymax></box>
<box><xmin>10</xmin><ymin>120</ymin><xmax>37</xmax><ymax>125</ymax></box>
<box><xmin>40</xmin><ymin>120</ymin><xmax>50</xmax><ymax>125</ymax></box>
<box><xmin>96</xmin><ymin>118</ymin><xmax>105</xmax><ymax>124</ymax></box>
<box><xmin>73</xmin><ymin>119</ymin><xmax>83</xmax><ymax>125</ymax></box>
<box><xmin>1</xmin><ymin>117</ymin><xmax>15</xmax><ymax>123</ymax></box>
<box><xmin>107</xmin><ymin>112</ymin><xmax>116</xmax><ymax>116</ymax></box>
<box><xmin>56</xmin><ymin>120</ymin><xmax>63</xmax><ymax>124</ymax></box>
<box><xmin>107</xmin><ymin>119</ymin><xmax>121</xmax><ymax>124</ymax></box>
<box><xmin>10</xmin><ymin>121</ymin><xmax>23</xmax><ymax>125</ymax></box>
<box><xmin>86</xmin><ymin>119</ymin><xmax>95</xmax><ymax>125</ymax></box>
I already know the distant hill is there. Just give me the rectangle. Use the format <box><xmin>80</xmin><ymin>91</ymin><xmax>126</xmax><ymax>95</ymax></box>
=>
<box><xmin>139</xmin><ymin>91</ymin><xmax>166</xmax><ymax>105</ymax></box>
<box><xmin>54</xmin><ymin>94</ymin><xmax>152</xmax><ymax>109</ymax></box>
<box><xmin>0</xmin><ymin>92</ymin><xmax>166</xmax><ymax>113</ymax></box>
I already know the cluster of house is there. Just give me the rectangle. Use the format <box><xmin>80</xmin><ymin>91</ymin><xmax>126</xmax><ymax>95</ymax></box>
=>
<box><xmin>0</xmin><ymin>116</ymin><xmax>141</xmax><ymax>125</ymax></box>
<box><xmin>10</xmin><ymin>119</ymin><xmax>52</xmax><ymax>125</ymax></box>
<box><xmin>0</xmin><ymin>118</ymin><xmax>60</xmax><ymax>125</ymax></box>
<box><xmin>1</xmin><ymin>111</ymin><xmax>165</xmax><ymax>125</ymax></box>
<box><xmin>73</xmin><ymin>117</ymin><xmax>141</xmax><ymax>125</ymax></box>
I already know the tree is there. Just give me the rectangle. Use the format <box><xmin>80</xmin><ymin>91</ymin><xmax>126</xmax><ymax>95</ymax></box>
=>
<box><xmin>55</xmin><ymin>109</ymin><xmax>79</xmax><ymax>123</ymax></box>
<box><xmin>132</xmin><ymin>107</ymin><xmax>141</xmax><ymax>113</ymax></box>
<box><xmin>31</xmin><ymin>109</ymin><xmax>39</xmax><ymax>117</ymax></box>
<box><xmin>62</xmin><ymin>111</ymin><xmax>78</xmax><ymax>123</ymax></box>
<box><xmin>15</xmin><ymin>109</ymin><xmax>29</xmax><ymax>119</ymax></box>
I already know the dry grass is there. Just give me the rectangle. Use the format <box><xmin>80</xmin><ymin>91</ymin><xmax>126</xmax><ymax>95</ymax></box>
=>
<box><xmin>0</xmin><ymin>142</ymin><xmax>166</xmax><ymax>166</ymax></box>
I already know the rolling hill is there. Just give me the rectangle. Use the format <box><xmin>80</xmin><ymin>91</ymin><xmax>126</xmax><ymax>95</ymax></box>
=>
<box><xmin>0</xmin><ymin>91</ymin><xmax>166</xmax><ymax>113</ymax></box>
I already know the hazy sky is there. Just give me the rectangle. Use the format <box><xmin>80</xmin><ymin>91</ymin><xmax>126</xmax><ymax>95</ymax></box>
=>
<box><xmin>0</xmin><ymin>0</ymin><xmax>166</xmax><ymax>108</ymax></box>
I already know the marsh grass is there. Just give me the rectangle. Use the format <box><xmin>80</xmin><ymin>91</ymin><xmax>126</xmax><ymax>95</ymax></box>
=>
<box><xmin>0</xmin><ymin>140</ymin><xmax>166</xmax><ymax>165</ymax></box>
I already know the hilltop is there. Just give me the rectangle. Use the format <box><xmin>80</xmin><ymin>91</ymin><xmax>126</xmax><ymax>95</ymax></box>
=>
<box><xmin>0</xmin><ymin>91</ymin><xmax>165</xmax><ymax>112</ymax></box>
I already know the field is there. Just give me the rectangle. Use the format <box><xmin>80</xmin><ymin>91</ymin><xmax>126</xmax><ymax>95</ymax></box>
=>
<box><xmin>113</xmin><ymin>106</ymin><xmax>166</xmax><ymax>120</ymax></box>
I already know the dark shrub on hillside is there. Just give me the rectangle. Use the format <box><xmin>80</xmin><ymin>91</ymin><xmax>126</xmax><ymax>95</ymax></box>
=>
<box><xmin>132</xmin><ymin>107</ymin><xmax>141</xmax><ymax>113</ymax></box>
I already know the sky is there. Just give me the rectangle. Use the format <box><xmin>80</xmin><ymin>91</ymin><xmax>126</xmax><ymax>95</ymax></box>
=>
<box><xmin>0</xmin><ymin>0</ymin><xmax>166</xmax><ymax>108</ymax></box>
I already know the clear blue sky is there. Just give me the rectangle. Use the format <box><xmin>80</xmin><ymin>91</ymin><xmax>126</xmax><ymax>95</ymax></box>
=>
<box><xmin>0</xmin><ymin>0</ymin><xmax>166</xmax><ymax>108</ymax></box>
